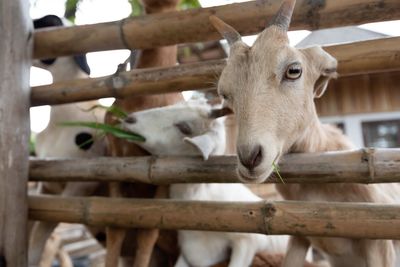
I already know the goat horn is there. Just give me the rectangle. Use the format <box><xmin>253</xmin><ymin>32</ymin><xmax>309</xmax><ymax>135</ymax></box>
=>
<box><xmin>209</xmin><ymin>107</ymin><xmax>233</xmax><ymax>119</ymax></box>
<box><xmin>268</xmin><ymin>0</ymin><xmax>296</xmax><ymax>31</ymax></box>
<box><xmin>209</xmin><ymin>15</ymin><xmax>242</xmax><ymax>46</ymax></box>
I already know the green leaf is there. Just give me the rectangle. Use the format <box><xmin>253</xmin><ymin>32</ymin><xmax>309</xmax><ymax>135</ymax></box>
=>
<box><xmin>30</xmin><ymin>134</ymin><xmax>36</xmax><ymax>156</ymax></box>
<box><xmin>59</xmin><ymin>121</ymin><xmax>146</xmax><ymax>142</ymax></box>
<box><xmin>82</xmin><ymin>104</ymin><xmax>128</xmax><ymax>119</ymax></box>
<box><xmin>179</xmin><ymin>0</ymin><xmax>201</xmax><ymax>10</ymax></box>
<box><xmin>272</xmin><ymin>162</ymin><xmax>285</xmax><ymax>184</ymax></box>
<box><xmin>64</xmin><ymin>0</ymin><xmax>80</xmax><ymax>23</ymax></box>
<box><xmin>128</xmin><ymin>0</ymin><xmax>200</xmax><ymax>17</ymax></box>
<box><xmin>128</xmin><ymin>0</ymin><xmax>144</xmax><ymax>16</ymax></box>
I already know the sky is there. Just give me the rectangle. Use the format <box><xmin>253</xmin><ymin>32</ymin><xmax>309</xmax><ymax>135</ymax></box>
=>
<box><xmin>29</xmin><ymin>0</ymin><xmax>400</xmax><ymax>133</ymax></box>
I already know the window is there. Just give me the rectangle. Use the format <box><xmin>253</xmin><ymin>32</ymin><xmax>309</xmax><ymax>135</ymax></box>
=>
<box><xmin>335</xmin><ymin>122</ymin><xmax>345</xmax><ymax>133</ymax></box>
<box><xmin>362</xmin><ymin>120</ymin><xmax>400</xmax><ymax>148</ymax></box>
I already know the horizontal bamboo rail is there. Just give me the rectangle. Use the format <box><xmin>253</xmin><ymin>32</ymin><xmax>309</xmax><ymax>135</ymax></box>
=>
<box><xmin>29</xmin><ymin>148</ymin><xmax>400</xmax><ymax>184</ymax></box>
<box><xmin>31</xmin><ymin>60</ymin><xmax>223</xmax><ymax>106</ymax></box>
<box><xmin>33</xmin><ymin>0</ymin><xmax>400</xmax><ymax>59</ymax></box>
<box><xmin>28</xmin><ymin>195</ymin><xmax>400</xmax><ymax>239</ymax></box>
<box><xmin>31</xmin><ymin>37</ymin><xmax>400</xmax><ymax>106</ymax></box>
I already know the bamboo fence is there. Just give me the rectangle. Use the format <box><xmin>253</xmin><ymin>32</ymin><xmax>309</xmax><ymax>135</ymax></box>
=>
<box><xmin>29</xmin><ymin>195</ymin><xmax>400</xmax><ymax>240</ymax></box>
<box><xmin>31</xmin><ymin>37</ymin><xmax>400</xmax><ymax>106</ymax></box>
<box><xmin>1</xmin><ymin>0</ymin><xmax>399</xmax><ymax>264</ymax></box>
<box><xmin>29</xmin><ymin>148</ymin><xmax>400</xmax><ymax>184</ymax></box>
<box><xmin>33</xmin><ymin>0</ymin><xmax>400</xmax><ymax>59</ymax></box>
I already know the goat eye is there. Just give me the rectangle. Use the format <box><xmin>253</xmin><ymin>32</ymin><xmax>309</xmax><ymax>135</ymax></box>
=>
<box><xmin>220</xmin><ymin>93</ymin><xmax>229</xmax><ymax>101</ymax></box>
<box><xmin>285</xmin><ymin>63</ymin><xmax>302</xmax><ymax>80</ymax></box>
<box><xmin>175</xmin><ymin>122</ymin><xmax>192</xmax><ymax>135</ymax></box>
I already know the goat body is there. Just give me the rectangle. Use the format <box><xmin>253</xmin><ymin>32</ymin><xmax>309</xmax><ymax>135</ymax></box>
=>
<box><xmin>171</xmin><ymin>183</ymin><xmax>288</xmax><ymax>267</ymax></box>
<box><xmin>122</xmin><ymin>101</ymin><xmax>290</xmax><ymax>267</ymax></box>
<box><xmin>278</xmin><ymin>121</ymin><xmax>400</xmax><ymax>267</ymax></box>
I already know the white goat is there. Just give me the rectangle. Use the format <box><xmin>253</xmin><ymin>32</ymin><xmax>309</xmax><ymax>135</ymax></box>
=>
<box><xmin>30</xmin><ymin>15</ymin><xmax>105</xmax><ymax>267</ymax></box>
<box><xmin>122</xmin><ymin>99</ymin><xmax>290</xmax><ymax>267</ymax></box>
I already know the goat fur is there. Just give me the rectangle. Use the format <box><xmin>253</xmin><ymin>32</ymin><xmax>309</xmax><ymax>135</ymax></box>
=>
<box><xmin>122</xmin><ymin>100</ymin><xmax>291</xmax><ymax>267</ymax></box>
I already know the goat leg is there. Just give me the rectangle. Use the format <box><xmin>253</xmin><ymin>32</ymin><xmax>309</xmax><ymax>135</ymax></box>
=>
<box><xmin>228</xmin><ymin>239</ymin><xmax>257</xmax><ymax>267</ymax></box>
<box><xmin>106</xmin><ymin>227</ymin><xmax>127</xmax><ymax>267</ymax></box>
<box><xmin>174</xmin><ymin>254</ymin><xmax>190</xmax><ymax>267</ymax></box>
<box><xmin>29</xmin><ymin>221</ymin><xmax>60</xmax><ymax>267</ymax></box>
<box><xmin>29</xmin><ymin>182</ymin><xmax>99</xmax><ymax>266</ymax></box>
<box><xmin>132</xmin><ymin>186</ymin><xmax>169</xmax><ymax>267</ymax></box>
<box><xmin>106</xmin><ymin>182</ymin><xmax>127</xmax><ymax>267</ymax></box>
<box><xmin>133</xmin><ymin>229</ymin><xmax>160</xmax><ymax>267</ymax></box>
<box><xmin>281</xmin><ymin>236</ymin><xmax>310</xmax><ymax>267</ymax></box>
<box><xmin>57</xmin><ymin>248</ymin><xmax>73</xmax><ymax>267</ymax></box>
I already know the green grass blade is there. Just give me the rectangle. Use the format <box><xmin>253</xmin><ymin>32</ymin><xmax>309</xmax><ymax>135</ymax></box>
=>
<box><xmin>59</xmin><ymin>121</ymin><xmax>145</xmax><ymax>142</ymax></box>
<box><xmin>272</xmin><ymin>162</ymin><xmax>285</xmax><ymax>184</ymax></box>
<box><xmin>81</xmin><ymin>104</ymin><xmax>128</xmax><ymax>119</ymax></box>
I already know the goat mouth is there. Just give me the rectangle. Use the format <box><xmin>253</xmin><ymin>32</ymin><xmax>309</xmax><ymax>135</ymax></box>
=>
<box><xmin>237</xmin><ymin>169</ymin><xmax>267</xmax><ymax>183</ymax></box>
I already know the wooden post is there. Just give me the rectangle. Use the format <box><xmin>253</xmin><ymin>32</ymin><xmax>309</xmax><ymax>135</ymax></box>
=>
<box><xmin>0</xmin><ymin>0</ymin><xmax>32</xmax><ymax>266</ymax></box>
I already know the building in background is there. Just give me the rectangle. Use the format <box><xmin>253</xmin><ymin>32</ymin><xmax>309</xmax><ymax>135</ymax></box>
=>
<box><xmin>297</xmin><ymin>26</ymin><xmax>400</xmax><ymax>148</ymax></box>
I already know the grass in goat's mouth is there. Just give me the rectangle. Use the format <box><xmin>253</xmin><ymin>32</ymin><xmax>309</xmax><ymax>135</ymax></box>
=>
<box><xmin>60</xmin><ymin>105</ymin><xmax>145</xmax><ymax>144</ymax></box>
<box><xmin>59</xmin><ymin>121</ymin><xmax>145</xmax><ymax>142</ymax></box>
<box><xmin>80</xmin><ymin>104</ymin><xmax>129</xmax><ymax>119</ymax></box>
<box><xmin>272</xmin><ymin>161</ymin><xmax>285</xmax><ymax>184</ymax></box>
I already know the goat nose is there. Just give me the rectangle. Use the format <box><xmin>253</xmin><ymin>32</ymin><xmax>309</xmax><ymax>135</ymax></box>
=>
<box><xmin>238</xmin><ymin>145</ymin><xmax>263</xmax><ymax>171</ymax></box>
<box><xmin>124</xmin><ymin>115</ymin><xmax>137</xmax><ymax>124</ymax></box>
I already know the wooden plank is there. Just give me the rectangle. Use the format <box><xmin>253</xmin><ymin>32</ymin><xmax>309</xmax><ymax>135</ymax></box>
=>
<box><xmin>316</xmin><ymin>71</ymin><xmax>400</xmax><ymax>116</ymax></box>
<box><xmin>33</xmin><ymin>0</ymin><xmax>400</xmax><ymax>59</ymax></box>
<box><xmin>29</xmin><ymin>148</ymin><xmax>400</xmax><ymax>184</ymax></box>
<box><xmin>28</xmin><ymin>195</ymin><xmax>400</xmax><ymax>239</ymax></box>
<box><xmin>0</xmin><ymin>0</ymin><xmax>32</xmax><ymax>266</ymax></box>
<box><xmin>324</xmin><ymin>37</ymin><xmax>400</xmax><ymax>76</ymax></box>
<box><xmin>30</xmin><ymin>37</ymin><xmax>400</xmax><ymax>106</ymax></box>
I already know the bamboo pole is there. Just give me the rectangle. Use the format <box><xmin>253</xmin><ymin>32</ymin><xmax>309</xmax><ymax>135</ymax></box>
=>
<box><xmin>33</xmin><ymin>0</ymin><xmax>400</xmax><ymax>59</ymax></box>
<box><xmin>31</xmin><ymin>59</ymin><xmax>222</xmax><ymax>106</ymax></box>
<box><xmin>31</xmin><ymin>36</ymin><xmax>400</xmax><ymax>106</ymax></box>
<box><xmin>28</xmin><ymin>195</ymin><xmax>400</xmax><ymax>240</ymax></box>
<box><xmin>0</xmin><ymin>0</ymin><xmax>32</xmax><ymax>266</ymax></box>
<box><xmin>29</xmin><ymin>148</ymin><xmax>400</xmax><ymax>184</ymax></box>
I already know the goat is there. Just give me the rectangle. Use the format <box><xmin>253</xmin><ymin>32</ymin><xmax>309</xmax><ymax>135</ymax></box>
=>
<box><xmin>103</xmin><ymin>0</ymin><xmax>184</xmax><ymax>266</ymax></box>
<box><xmin>29</xmin><ymin>15</ymin><xmax>105</xmax><ymax>267</ymax></box>
<box><xmin>210</xmin><ymin>1</ymin><xmax>400</xmax><ymax>266</ymax></box>
<box><xmin>121</xmin><ymin>99</ymin><xmax>307</xmax><ymax>267</ymax></box>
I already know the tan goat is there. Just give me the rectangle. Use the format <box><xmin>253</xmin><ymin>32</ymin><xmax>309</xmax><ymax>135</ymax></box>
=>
<box><xmin>210</xmin><ymin>1</ymin><xmax>400</xmax><ymax>266</ymax></box>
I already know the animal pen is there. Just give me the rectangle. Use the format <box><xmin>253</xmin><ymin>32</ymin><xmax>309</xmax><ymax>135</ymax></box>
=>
<box><xmin>2</xmin><ymin>0</ymin><xmax>400</xmax><ymax>266</ymax></box>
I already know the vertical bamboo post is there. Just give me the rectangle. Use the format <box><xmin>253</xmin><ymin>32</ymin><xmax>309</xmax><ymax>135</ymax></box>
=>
<box><xmin>0</xmin><ymin>0</ymin><xmax>32</xmax><ymax>266</ymax></box>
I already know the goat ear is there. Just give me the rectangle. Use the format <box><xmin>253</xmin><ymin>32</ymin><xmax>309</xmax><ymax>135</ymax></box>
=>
<box><xmin>301</xmin><ymin>46</ymin><xmax>338</xmax><ymax>98</ymax></box>
<box><xmin>184</xmin><ymin>134</ymin><xmax>216</xmax><ymax>160</ymax></box>
<box><xmin>33</xmin><ymin>15</ymin><xmax>63</xmax><ymax>29</ymax></box>
<box><xmin>183</xmin><ymin>121</ymin><xmax>225</xmax><ymax>160</ymax></box>
<box><xmin>73</xmin><ymin>55</ymin><xmax>91</xmax><ymax>75</ymax></box>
